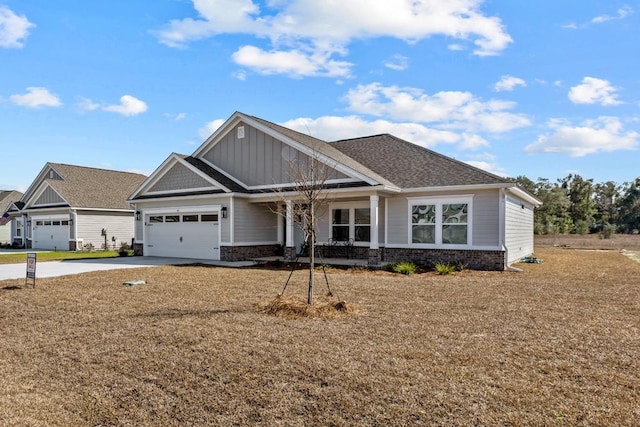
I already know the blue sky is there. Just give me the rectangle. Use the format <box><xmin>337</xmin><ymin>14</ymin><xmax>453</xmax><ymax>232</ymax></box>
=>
<box><xmin>1</xmin><ymin>0</ymin><xmax>639</xmax><ymax>192</ymax></box>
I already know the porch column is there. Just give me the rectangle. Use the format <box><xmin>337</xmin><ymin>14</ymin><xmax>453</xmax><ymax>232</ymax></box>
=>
<box><xmin>284</xmin><ymin>200</ymin><xmax>296</xmax><ymax>260</ymax></box>
<box><xmin>369</xmin><ymin>195</ymin><xmax>381</xmax><ymax>265</ymax></box>
<box><xmin>370</xmin><ymin>195</ymin><xmax>379</xmax><ymax>249</ymax></box>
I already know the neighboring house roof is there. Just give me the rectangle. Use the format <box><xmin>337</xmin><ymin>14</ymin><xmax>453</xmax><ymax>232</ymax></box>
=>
<box><xmin>330</xmin><ymin>134</ymin><xmax>509</xmax><ymax>189</ymax></box>
<box><xmin>25</xmin><ymin>163</ymin><xmax>147</xmax><ymax>210</ymax></box>
<box><xmin>0</xmin><ymin>190</ymin><xmax>23</xmax><ymax>214</ymax></box>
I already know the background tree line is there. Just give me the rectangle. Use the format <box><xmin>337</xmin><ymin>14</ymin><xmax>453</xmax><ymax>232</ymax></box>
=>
<box><xmin>514</xmin><ymin>175</ymin><xmax>640</xmax><ymax>235</ymax></box>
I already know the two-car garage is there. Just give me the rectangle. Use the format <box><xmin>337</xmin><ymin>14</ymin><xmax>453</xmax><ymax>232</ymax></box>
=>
<box><xmin>145</xmin><ymin>212</ymin><xmax>220</xmax><ymax>260</ymax></box>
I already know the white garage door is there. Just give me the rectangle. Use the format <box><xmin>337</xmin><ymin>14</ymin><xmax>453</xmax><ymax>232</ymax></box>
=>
<box><xmin>146</xmin><ymin>213</ymin><xmax>220</xmax><ymax>260</ymax></box>
<box><xmin>33</xmin><ymin>219</ymin><xmax>70</xmax><ymax>250</ymax></box>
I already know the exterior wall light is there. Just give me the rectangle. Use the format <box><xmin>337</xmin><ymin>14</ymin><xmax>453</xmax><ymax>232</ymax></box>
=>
<box><xmin>221</xmin><ymin>207</ymin><xmax>228</xmax><ymax>219</ymax></box>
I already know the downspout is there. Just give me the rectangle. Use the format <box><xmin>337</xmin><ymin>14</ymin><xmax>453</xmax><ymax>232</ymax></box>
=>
<box><xmin>71</xmin><ymin>209</ymin><xmax>79</xmax><ymax>250</ymax></box>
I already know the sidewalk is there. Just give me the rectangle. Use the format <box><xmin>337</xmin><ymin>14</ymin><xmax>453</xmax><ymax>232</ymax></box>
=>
<box><xmin>0</xmin><ymin>256</ymin><xmax>255</xmax><ymax>281</ymax></box>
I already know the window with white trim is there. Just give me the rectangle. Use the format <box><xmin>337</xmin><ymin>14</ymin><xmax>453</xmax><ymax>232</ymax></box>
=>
<box><xmin>330</xmin><ymin>203</ymin><xmax>371</xmax><ymax>243</ymax></box>
<box><xmin>409</xmin><ymin>197</ymin><xmax>471</xmax><ymax>246</ymax></box>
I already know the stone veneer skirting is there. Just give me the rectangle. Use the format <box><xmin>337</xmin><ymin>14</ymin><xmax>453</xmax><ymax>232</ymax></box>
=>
<box><xmin>221</xmin><ymin>245</ymin><xmax>280</xmax><ymax>262</ymax></box>
<box><xmin>382</xmin><ymin>248</ymin><xmax>505</xmax><ymax>271</ymax></box>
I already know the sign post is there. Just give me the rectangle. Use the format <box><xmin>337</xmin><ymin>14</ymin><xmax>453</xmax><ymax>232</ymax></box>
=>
<box><xmin>26</xmin><ymin>252</ymin><xmax>36</xmax><ymax>288</ymax></box>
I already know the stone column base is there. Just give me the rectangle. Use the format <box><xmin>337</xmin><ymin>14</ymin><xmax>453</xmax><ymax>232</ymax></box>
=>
<box><xmin>368</xmin><ymin>248</ymin><xmax>381</xmax><ymax>265</ymax></box>
<box><xmin>284</xmin><ymin>246</ymin><xmax>296</xmax><ymax>261</ymax></box>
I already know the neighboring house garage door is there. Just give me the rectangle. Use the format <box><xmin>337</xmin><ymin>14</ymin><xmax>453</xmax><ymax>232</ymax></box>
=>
<box><xmin>145</xmin><ymin>213</ymin><xmax>220</xmax><ymax>260</ymax></box>
<box><xmin>33</xmin><ymin>219</ymin><xmax>69</xmax><ymax>250</ymax></box>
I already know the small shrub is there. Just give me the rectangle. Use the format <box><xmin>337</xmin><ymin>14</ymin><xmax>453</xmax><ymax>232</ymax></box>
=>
<box><xmin>390</xmin><ymin>261</ymin><xmax>417</xmax><ymax>275</ymax></box>
<box><xmin>599</xmin><ymin>223</ymin><xmax>616</xmax><ymax>239</ymax></box>
<box><xmin>434</xmin><ymin>262</ymin><xmax>457</xmax><ymax>275</ymax></box>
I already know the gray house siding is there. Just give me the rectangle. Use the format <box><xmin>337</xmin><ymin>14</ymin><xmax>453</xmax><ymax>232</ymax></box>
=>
<box><xmin>505</xmin><ymin>195</ymin><xmax>535</xmax><ymax>263</ymax></box>
<box><xmin>202</xmin><ymin>122</ymin><xmax>348</xmax><ymax>186</ymax></box>
<box><xmin>34</xmin><ymin>187</ymin><xmax>65</xmax><ymax>205</ymax></box>
<box><xmin>0</xmin><ymin>224</ymin><xmax>10</xmax><ymax>244</ymax></box>
<box><xmin>233</xmin><ymin>199</ymin><xmax>278</xmax><ymax>243</ymax></box>
<box><xmin>149</xmin><ymin>162</ymin><xmax>213</xmax><ymax>192</ymax></box>
<box><xmin>76</xmin><ymin>211</ymin><xmax>134</xmax><ymax>250</ymax></box>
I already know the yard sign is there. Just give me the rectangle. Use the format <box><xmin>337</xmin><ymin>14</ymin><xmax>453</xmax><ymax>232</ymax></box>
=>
<box><xmin>26</xmin><ymin>252</ymin><xmax>36</xmax><ymax>288</ymax></box>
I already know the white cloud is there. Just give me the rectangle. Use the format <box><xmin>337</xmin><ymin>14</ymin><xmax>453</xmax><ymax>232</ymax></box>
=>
<box><xmin>155</xmin><ymin>0</ymin><xmax>512</xmax><ymax>77</ymax></box>
<box><xmin>383</xmin><ymin>54</ymin><xmax>409</xmax><ymax>71</ymax></box>
<box><xmin>0</xmin><ymin>5</ymin><xmax>34</xmax><ymax>48</ymax></box>
<box><xmin>198</xmin><ymin>119</ymin><xmax>225</xmax><ymax>140</ymax></box>
<box><xmin>10</xmin><ymin>87</ymin><xmax>62</xmax><ymax>108</ymax></box>
<box><xmin>494</xmin><ymin>75</ymin><xmax>526</xmax><ymax>92</ymax></box>
<box><xmin>232</xmin><ymin>45</ymin><xmax>352</xmax><ymax>78</ymax></box>
<box><xmin>463</xmin><ymin>160</ymin><xmax>507</xmax><ymax>177</ymax></box>
<box><xmin>103</xmin><ymin>95</ymin><xmax>148</xmax><ymax>116</ymax></box>
<box><xmin>77</xmin><ymin>97</ymin><xmax>100</xmax><ymax>112</ymax></box>
<box><xmin>592</xmin><ymin>6</ymin><xmax>633</xmax><ymax>24</ymax></box>
<box><xmin>568</xmin><ymin>77</ymin><xmax>621</xmax><ymax>106</ymax></box>
<box><xmin>281</xmin><ymin>115</ymin><xmax>462</xmax><ymax>148</ymax></box>
<box><xmin>563</xmin><ymin>6</ymin><xmax>633</xmax><ymax>29</ymax></box>
<box><xmin>343</xmin><ymin>82</ymin><xmax>531</xmax><ymax>133</ymax></box>
<box><xmin>525</xmin><ymin>117</ymin><xmax>638</xmax><ymax>157</ymax></box>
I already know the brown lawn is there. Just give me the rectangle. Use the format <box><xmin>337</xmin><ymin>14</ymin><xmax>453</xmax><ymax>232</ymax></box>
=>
<box><xmin>0</xmin><ymin>247</ymin><xmax>639</xmax><ymax>426</ymax></box>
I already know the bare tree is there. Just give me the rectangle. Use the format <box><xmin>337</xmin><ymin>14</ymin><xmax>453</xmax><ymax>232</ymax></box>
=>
<box><xmin>272</xmin><ymin>146</ymin><xmax>334</xmax><ymax>304</ymax></box>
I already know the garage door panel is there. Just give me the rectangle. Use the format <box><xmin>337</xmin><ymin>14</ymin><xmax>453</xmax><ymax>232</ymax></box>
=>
<box><xmin>33</xmin><ymin>225</ymin><xmax>69</xmax><ymax>250</ymax></box>
<box><xmin>146</xmin><ymin>215</ymin><xmax>219</xmax><ymax>260</ymax></box>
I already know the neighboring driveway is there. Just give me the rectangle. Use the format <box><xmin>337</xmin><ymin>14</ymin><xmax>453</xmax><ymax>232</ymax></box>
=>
<box><xmin>0</xmin><ymin>256</ymin><xmax>255</xmax><ymax>281</ymax></box>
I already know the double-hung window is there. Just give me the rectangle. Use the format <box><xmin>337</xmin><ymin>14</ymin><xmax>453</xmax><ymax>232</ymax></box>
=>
<box><xmin>330</xmin><ymin>203</ymin><xmax>371</xmax><ymax>243</ymax></box>
<box><xmin>409</xmin><ymin>196</ymin><xmax>471</xmax><ymax>246</ymax></box>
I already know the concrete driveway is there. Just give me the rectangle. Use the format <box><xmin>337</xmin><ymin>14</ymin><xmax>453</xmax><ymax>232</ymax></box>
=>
<box><xmin>0</xmin><ymin>256</ymin><xmax>255</xmax><ymax>281</ymax></box>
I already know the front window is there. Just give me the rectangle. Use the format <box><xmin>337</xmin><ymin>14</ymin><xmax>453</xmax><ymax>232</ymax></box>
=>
<box><xmin>411</xmin><ymin>205</ymin><xmax>436</xmax><ymax>244</ymax></box>
<box><xmin>354</xmin><ymin>208</ymin><xmax>371</xmax><ymax>242</ymax></box>
<box><xmin>442</xmin><ymin>204</ymin><xmax>468</xmax><ymax>244</ymax></box>
<box><xmin>409</xmin><ymin>197</ymin><xmax>471</xmax><ymax>246</ymax></box>
<box><xmin>332</xmin><ymin>209</ymin><xmax>350</xmax><ymax>241</ymax></box>
<box><xmin>331</xmin><ymin>204</ymin><xmax>371</xmax><ymax>243</ymax></box>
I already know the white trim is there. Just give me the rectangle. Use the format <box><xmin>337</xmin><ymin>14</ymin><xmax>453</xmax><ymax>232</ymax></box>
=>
<box><xmin>384</xmin><ymin>197</ymin><xmax>388</xmax><ymax>247</ymax></box>
<box><xmin>141</xmin><ymin>205</ymin><xmax>222</xmax><ymax>215</ymax></box>
<box><xmin>507</xmin><ymin>186</ymin><xmax>542</xmax><ymax>207</ymax></box>
<box><xmin>370</xmin><ymin>195</ymin><xmax>379</xmax><ymax>250</ymax></box>
<box><xmin>384</xmin><ymin>243</ymin><xmax>503</xmax><ymax>251</ymax></box>
<box><xmin>225</xmin><ymin>241</ymin><xmax>281</xmax><ymax>246</ymax></box>
<box><xmin>229</xmin><ymin>196</ymin><xmax>234</xmax><ymax>245</ymax></box>
<box><xmin>143</xmin><ymin>186</ymin><xmax>221</xmax><ymax>196</ymax></box>
<box><xmin>408</xmin><ymin>195</ymin><xmax>473</xmax><ymax>247</ymax></box>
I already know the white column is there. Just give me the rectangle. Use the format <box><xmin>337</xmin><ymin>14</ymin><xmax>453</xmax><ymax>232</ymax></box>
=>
<box><xmin>285</xmin><ymin>200</ymin><xmax>294</xmax><ymax>247</ymax></box>
<box><xmin>370</xmin><ymin>195</ymin><xmax>379</xmax><ymax>250</ymax></box>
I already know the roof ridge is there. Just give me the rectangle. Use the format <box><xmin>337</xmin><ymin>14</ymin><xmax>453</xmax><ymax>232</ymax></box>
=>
<box><xmin>49</xmin><ymin>162</ymin><xmax>147</xmax><ymax>177</ymax></box>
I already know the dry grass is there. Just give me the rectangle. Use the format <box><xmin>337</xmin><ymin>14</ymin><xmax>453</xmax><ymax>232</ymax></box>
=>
<box><xmin>1</xmin><ymin>247</ymin><xmax>639</xmax><ymax>426</ymax></box>
<box><xmin>536</xmin><ymin>233</ymin><xmax>640</xmax><ymax>250</ymax></box>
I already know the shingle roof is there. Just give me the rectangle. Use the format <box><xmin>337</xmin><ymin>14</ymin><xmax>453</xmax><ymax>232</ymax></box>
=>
<box><xmin>0</xmin><ymin>190</ymin><xmax>23</xmax><ymax>214</ymax></box>
<box><xmin>180</xmin><ymin>155</ymin><xmax>247</xmax><ymax>193</ymax></box>
<box><xmin>330</xmin><ymin>134</ymin><xmax>509</xmax><ymax>188</ymax></box>
<box><xmin>43</xmin><ymin>164</ymin><xmax>147</xmax><ymax>210</ymax></box>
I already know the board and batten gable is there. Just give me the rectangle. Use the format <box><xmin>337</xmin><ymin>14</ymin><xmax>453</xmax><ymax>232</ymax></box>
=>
<box><xmin>505</xmin><ymin>195</ymin><xmax>535</xmax><ymax>263</ymax></box>
<box><xmin>385</xmin><ymin>189</ymin><xmax>501</xmax><ymax>248</ymax></box>
<box><xmin>33</xmin><ymin>186</ymin><xmax>66</xmax><ymax>206</ymax></box>
<box><xmin>201</xmin><ymin>122</ymin><xmax>349</xmax><ymax>187</ymax></box>
<box><xmin>148</xmin><ymin>162</ymin><xmax>216</xmax><ymax>193</ymax></box>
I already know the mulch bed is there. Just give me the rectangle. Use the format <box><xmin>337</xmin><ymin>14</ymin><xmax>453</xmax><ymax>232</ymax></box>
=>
<box><xmin>0</xmin><ymin>247</ymin><xmax>638</xmax><ymax>426</ymax></box>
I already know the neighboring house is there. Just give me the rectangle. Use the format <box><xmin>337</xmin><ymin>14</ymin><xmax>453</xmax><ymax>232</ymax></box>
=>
<box><xmin>10</xmin><ymin>163</ymin><xmax>147</xmax><ymax>250</ymax></box>
<box><xmin>0</xmin><ymin>190</ymin><xmax>23</xmax><ymax>245</ymax></box>
<box><xmin>128</xmin><ymin>111</ymin><xmax>540</xmax><ymax>270</ymax></box>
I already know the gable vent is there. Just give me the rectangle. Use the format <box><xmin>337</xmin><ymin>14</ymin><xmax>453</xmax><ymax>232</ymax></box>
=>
<box><xmin>237</xmin><ymin>126</ymin><xmax>245</xmax><ymax>139</ymax></box>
